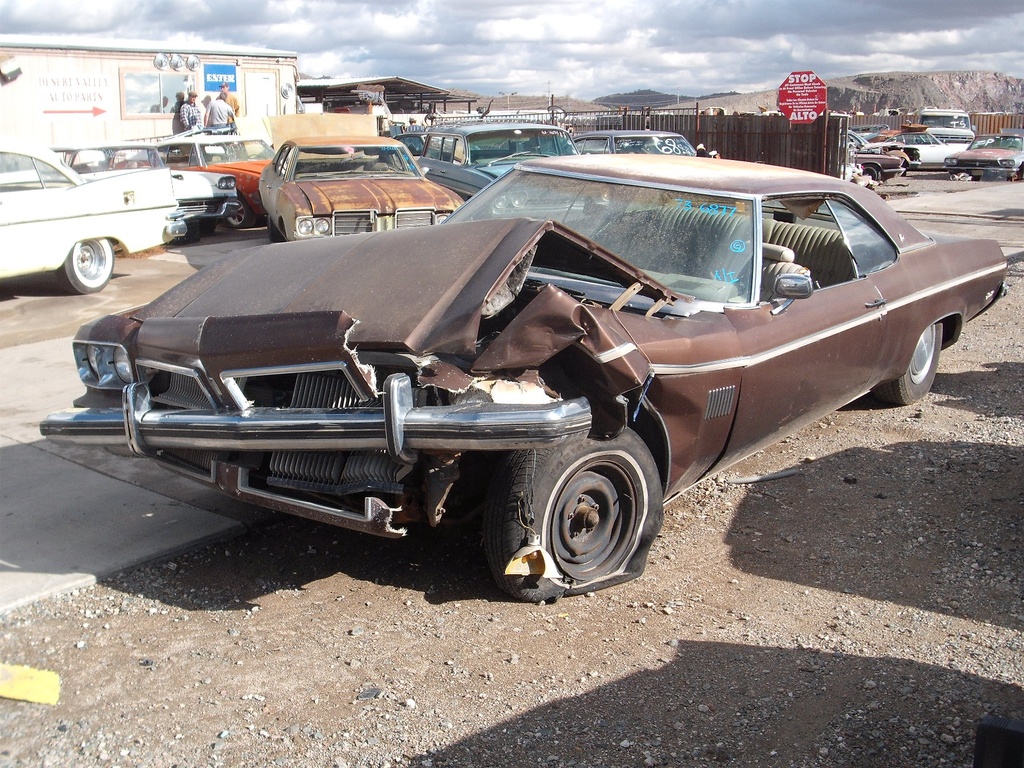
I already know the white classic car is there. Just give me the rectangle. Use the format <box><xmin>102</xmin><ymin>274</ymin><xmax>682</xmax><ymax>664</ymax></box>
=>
<box><xmin>56</xmin><ymin>143</ymin><xmax>240</xmax><ymax>241</ymax></box>
<box><xmin>0</xmin><ymin>139</ymin><xmax>185</xmax><ymax>293</ymax></box>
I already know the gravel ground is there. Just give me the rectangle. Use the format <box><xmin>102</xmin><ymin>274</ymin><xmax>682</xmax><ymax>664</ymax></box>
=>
<box><xmin>1</xmin><ymin>173</ymin><xmax>1022</xmax><ymax>768</ymax></box>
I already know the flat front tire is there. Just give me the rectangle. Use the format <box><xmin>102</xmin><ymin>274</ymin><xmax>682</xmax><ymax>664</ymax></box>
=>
<box><xmin>484</xmin><ymin>429</ymin><xmax>664</xmax><ymax>603</ymax></box>
<box><xmin>873</xmin><ymin>322</ymin><xmax>941</xmax><ymax>405</ymax></box>
<box><xmin>58</xmin><ymin>238</ymin><xmax>114</xmax><ymax>294</ymax></box>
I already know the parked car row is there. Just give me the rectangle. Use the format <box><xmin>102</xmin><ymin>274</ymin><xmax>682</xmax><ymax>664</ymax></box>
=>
<box><xmin>41</xmin><ymin>152</ymin><xmax>1007</xmax><ymax>600</ymax></box>
<box><xmin>6</xmin><ymin>119</ymin><xmax>1016</xmax><ymax>298</ymax></box>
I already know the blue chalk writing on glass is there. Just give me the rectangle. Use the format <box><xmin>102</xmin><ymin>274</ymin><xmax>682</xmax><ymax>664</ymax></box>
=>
<box><xmin>714</xmin><ymin>269</ymin><xmax>739</xmax><ymax>284</ymax></box>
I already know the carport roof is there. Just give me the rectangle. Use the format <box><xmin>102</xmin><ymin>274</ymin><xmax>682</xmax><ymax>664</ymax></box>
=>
<box><xmin>297</xmin><ymin>76</ymin><xmax>451</xmax><ymax>99</ymax></box>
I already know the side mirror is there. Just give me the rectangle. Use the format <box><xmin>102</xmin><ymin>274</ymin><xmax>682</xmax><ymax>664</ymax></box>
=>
<box><xmin>775</xmin><ymin>272</ymin><xmax>814</xmax><ymax>299</ymax></box>
<box><xmin>769</xmin><ymin>273</ymin><xmax>814</xmax><ymax>315</ymax></box>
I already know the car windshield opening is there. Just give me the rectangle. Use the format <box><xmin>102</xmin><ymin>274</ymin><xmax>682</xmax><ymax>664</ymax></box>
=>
<box><xmin>448</xmin><ymin>169</ymin><xmax>757</xmax><ymax>304</ymax></box>
<box><xmin>466</xmin><ymin>130</ymin><xmax>576</xmax><ymax>166</ymax></box>
<box><xmin>200</xmin><ymin>140</ymin><xmax>274</xmax><ymax>165</ymax></box>
<box><xmin>292</xmin><ymin>146</ymin><xmax>419</xmax><ymax>178</ymax></box>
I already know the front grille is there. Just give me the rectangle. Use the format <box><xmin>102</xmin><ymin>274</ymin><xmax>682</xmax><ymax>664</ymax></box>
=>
<box><xmin>395</xmin><ymin>209</ymin><xmax>435</xmax><ymax>228</ymax></box>
<box><xmin>149</xmin><ymin>370</ymin><xmax>214</xmax><ymax>409</ymax></box>
<box><xmin>143</xmin><ymin>361</ymin><xmax>418</xmax><ymax>500</ymax></box>
<box><xmin>162</xmin><ymin>448</ymin><xmax>219</xmax><ymax>478</ymax></box>
<box><xmin>289</xmin><ymin>371</ymin><xmax>377</xmax><ymax>408</ymax></box>
<box><xmin>176</xmin><ymin>198</ymin><xmax>225</xmax><ymax>217</ymax></box>
<box><xmin>333</xmin><ymin>210</ymin><xmax>375</xmax><ymax>235</ymax></box>
<box><xmin>267</xmin><ymin>450</ymin><xmax>409</xmax><ymax>494</ymax></box>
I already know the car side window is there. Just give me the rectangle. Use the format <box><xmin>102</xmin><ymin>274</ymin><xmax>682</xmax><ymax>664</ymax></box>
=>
<box><xmin>761</xmin><ymin>198</ymin><xmax>859</xmax><ymax>289</ymax></box>
<box><xmin>36</xmin><ymin>160</ymin><xmax>75</xmax><ymax>189</ymax></box>
<box><xmin>274</xmin><ymin>145</ymin><xmax>292</xmax><ymax>176</ymax></box>
<box><xmin>163</xmin><ymin>145</ymin><xmax>190</xmax><ymax>168</ymax></box>
<box><xmin>452</xmin><ymin>138</ymin><xmax>466</xmax><ymax>164</ymax></box>
<box><xmin>576</xmin><ymin>138</ymin><xmax>608</xmax><ymax>154</ymax></box>
<box><xmin>437</xmin><ymin>137</ymin><xmax>458</xmax><ymax>164</ymax></box>
<box><xmin>423</xmin><ymin>136</ymin><xmax>444</xmax><ymax>160</ymax></box>
<box><xmin>827</xmin><ymin>199</ymin><xmax>898</xmax><ymax>275</ymax></box>
<box><xmin>0</xmin><ymin>152</ymin><xmax>42</xmax><ymax>192</ymax></box>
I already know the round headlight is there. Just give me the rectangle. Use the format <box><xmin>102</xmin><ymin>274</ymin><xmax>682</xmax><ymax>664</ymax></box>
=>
<box><xmin>87</xmin><ymin>344</ymin><xmax>106</xmax><ymax>377</ymax></box>
<box><xmin>314</xmin><ymin>217</ymin><xmax>331</xmax><ymax>235</ymax></box>
<box><xmin>114</xmin><ymin>347</ymin><xmax>133</xmax><ymax>383</ymax></box>
<box><xmin>297</xmin><ymin>218</ymin><xmax>314</xmax><ymax>236</ymax></box>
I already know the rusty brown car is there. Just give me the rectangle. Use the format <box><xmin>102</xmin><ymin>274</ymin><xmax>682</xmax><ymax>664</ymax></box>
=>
<box><xmin>259</xmin><ymin>136</ymin><xmax>464</xmax><ymax>242</ymax></box>
<box><xmin>41</xmin><ymin>155</ymin><xmax>1008</xmax><ymax>602</ymax></box>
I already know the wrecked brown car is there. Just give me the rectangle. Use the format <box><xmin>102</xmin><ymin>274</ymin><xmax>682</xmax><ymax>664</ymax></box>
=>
<box><xmin>40</xmin><ymin>155</ymin><xmax>1008</xmax><ymax>602</ymax></box>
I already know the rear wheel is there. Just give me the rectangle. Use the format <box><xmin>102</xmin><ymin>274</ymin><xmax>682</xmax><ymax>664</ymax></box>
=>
<box><xmin>873</xmin><ymin>323</ymin><xmax>941</xmax><ymax>405</ymax></box>
<box><xmin>58</xmin><ymin>238</ymin><xmax>114</xmax><ymax>294</ymax></box>
<box><xmin>483</xmin><ymin>429</ymin><xmax>663</xmax><ymax>603</ymax></box>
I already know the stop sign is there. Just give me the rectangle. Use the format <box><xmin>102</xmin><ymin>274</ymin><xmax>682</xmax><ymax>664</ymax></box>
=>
<box><xmin>778</xmin><ymin>71</ymin><xmax>828</xmax><ymax>123</ymax></box>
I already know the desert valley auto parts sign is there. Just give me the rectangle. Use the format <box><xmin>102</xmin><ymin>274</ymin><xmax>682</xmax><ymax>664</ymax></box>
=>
<box><xmin>36</xmin><ymin>73</ymin><xmax>116</xmax><ymax>119</ymax></box>
<box><xmin>778</xmin><ymin>71</ymin><xmax>828</xmax><ymax>123</ymax></box>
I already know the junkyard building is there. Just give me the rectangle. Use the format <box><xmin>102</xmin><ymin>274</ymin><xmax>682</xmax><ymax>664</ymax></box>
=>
<box><xmin>0</xmin><ymin>35</ymin><xmax>299</xmax><ymax>145</ymax></box>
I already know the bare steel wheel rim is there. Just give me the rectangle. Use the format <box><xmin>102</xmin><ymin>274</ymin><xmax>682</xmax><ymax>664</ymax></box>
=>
<box><xmin>73</xmin><ymin>240</ymin><xmax>111</xmax><ymax>287</ymax></box>
<box><xmin>909</xmin><ymin>326</ymin><xmax>937</xmax><ymax>385</ymax></box>
<box><xmin>546</xmin><ymin>457</ymin><xmax>642</xmax><ymax>583</ymax></box>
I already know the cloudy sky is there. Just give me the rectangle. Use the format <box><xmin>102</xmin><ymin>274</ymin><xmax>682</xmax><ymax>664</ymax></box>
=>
<box><xmin>2</xmin><ymin>0</ymin><xmax>1023</xmax><ymax>100</ymax></box>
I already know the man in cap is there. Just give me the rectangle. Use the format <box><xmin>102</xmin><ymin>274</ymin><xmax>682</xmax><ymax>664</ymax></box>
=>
<box><xmin>179</xmin><ymin>91</ymin><xmax>203</xmax><ymax>131</ymax></box>
<box><xmin>219</xmin><ymin>82</ymin><xmax>242</xmax><ymax>123</ymax></box>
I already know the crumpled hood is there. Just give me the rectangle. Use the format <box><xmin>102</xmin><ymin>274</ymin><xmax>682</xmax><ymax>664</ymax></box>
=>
<box><xmin>133</xmin><ymin>218</ymin><xmax>669</xmax><ymax>357</ymax></box>
<box><xmin>289</xmin><ymin>178</ymin><xmax>462</xmax><ymax>214</ymax></box>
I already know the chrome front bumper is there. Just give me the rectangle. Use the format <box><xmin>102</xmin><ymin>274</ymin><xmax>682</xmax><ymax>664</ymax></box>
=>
<box><xmin>40</xmin><ymin>374</ymin><xmax>592</xmax><ymax>464</ymax></box>
<box><xmin>163</xmin><ymin>217</ymin><xmax>188</xmax><ymax>240</ymax></box>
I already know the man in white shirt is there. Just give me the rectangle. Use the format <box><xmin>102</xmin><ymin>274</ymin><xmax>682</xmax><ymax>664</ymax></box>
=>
<box><xmin>205</xmin><ymin>92</ymin><xmax>236</xmax><ymax>131</ymax></box>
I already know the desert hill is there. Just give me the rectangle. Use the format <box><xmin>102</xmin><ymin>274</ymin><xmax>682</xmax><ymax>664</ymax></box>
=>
<box><xmin>592</xmin><ymin>71</ymin><xmax>1024</xmax><ymax>114</ymax></box>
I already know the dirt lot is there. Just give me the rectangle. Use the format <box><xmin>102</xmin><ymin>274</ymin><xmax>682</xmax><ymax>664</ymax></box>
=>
<box><xmin>1</xmin><ymin>173</ymin><xmax>1022</xmax><ymax>768</ymax></box>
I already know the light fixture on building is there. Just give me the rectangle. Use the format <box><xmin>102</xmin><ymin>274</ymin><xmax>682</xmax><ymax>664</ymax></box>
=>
<box><xmin>153</xmin><ymin>53</ymin><xmax>169</xmax><ymax>70</ymax></box>
<box><xmin>281</xmin><ymin>82</ymin><xmax>295</xmax><ymax>99</ymax></box>
<box><xmin>169</xmin><ymin>54</ymin><xmax>185</xmax><ymax>71</ymax></box>
<box><xmin>0</xmin><ymin>56</ymin><xmax>22</xmax><ymax>83</ymax></box>
<box><xmin>186</xmin><ymin>55</ymin><xmax>201</xmax><ymax>71</ymax></box>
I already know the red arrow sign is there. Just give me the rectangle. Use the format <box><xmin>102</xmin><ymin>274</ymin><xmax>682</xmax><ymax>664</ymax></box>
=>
<box><xmin>778</xmin><ymin>71</ymin><xmax>827</xmax><ymax>123</ymax></box>
<box><xmin>43</xmin><ymin>106</ymin><xmax>106</xmax><ymax>117</ymax></box>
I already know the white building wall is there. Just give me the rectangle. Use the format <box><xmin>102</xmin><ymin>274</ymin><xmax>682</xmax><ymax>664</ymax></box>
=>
<box><xmin>0</xmin><ymin>37</ymin><xmax>298</xmax><ymax>145</ymax></box>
